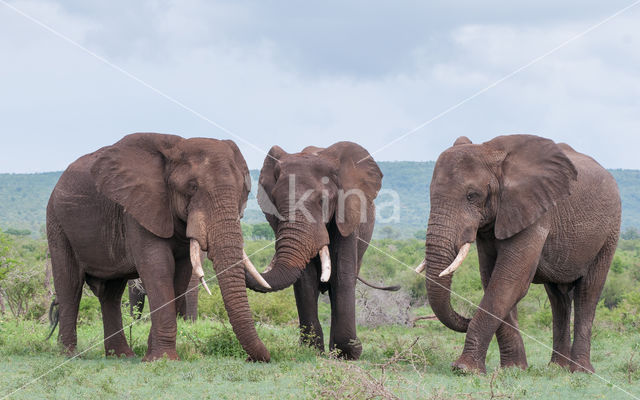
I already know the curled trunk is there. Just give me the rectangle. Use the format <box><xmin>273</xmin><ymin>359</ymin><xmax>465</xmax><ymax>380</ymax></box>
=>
<box><xmin>245</xmin><ymin>220</ymin><xmax>320</xmax><ymax>292</ymax></box>
<box><xmin>425</xmin><ymin>234</ymin><xmax>470</xmax><ymax>333</ymax></box>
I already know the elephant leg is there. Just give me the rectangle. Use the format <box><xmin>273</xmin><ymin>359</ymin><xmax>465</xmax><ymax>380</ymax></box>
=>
<box><xmin>454</xmin><ymin>229</ymin><xmax>545</xmax><ymax>373</ymax></box>
<box><xmin>328</xmin><ymin>234</ymin><xmax>361</xmax><ymax>360</ymax></box>
<box><xmin>294</xmin><ymin>259</ymin><xmax>323</xmax><ymax>352</ymax></box>
<box><xmin>495</xmin><ymin>307</ymin><xmax>527</xmax><ymax>369</ymax></box>
<box><xmin>477</xmin><ymin>239</ymin><xmax>527</xmax><ymax>369</ymax></box>
<box><xmin>570</xmin><ymin>238</ymin><xmax>615</xmax><ymax>373</ymax></box>
<box><xmin>98</xmin><ymin>278</ymin><xmax>135</xmax><ymax>357</ymax></box>
<box><xmin>127</xmin><ymin>220</ymin><xmax>179</xmax><ymax>361</ymax></box>
<box><xmin>173</xmin><ymin>258</ymin><xmax>195</xmax><ymax>321</ymax></box>
<box><xmin>138</xmin><ymin>251</ymin><xmax>179</xmax><ymax>362</ymax></box>
<box><xmin>545</xmin><ymin>283</ymin><xmax>572</xmax><ymax>368</ymax></box>
<box><xmin>49</xmin><ymin>229</ymin><xmax>83</xmax><ymax>355</ymax></box>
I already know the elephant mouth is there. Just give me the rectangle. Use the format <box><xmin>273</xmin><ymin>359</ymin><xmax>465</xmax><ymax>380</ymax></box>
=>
<box><xmin>189</xmin><ymin>238</ymin><xmax>272</xmax><ymax>292</ymax></box>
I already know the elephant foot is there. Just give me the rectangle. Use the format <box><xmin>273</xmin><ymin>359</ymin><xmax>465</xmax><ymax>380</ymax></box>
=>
<box><xmin>142</xmin><ymin>349</ymin><xmax>180</xmax><ymax>362</ymax></box>
<box><xmin>105</xmin><ymin>346</ymin><xmax>135</xmax><ymax>358</ymax></box>
<box><xmin>569</xmin><ymin>358</ymin><xmax>594</xmax><ymax>373</ymax></box>
<box><xmin>500</xmin><ymin>359</ymin><xmax>528</xmax><ymax>370</ymax></box>
<box><xmin>61</xmin><ymin>344</ymin><xmax>78</xmax><ymax>358</ymax></box>
<box><xmin>332</xmin><ymin>340</ymin><xmax>362</xmax><ymax>361</ymax></box>
<box><xmin>452</xmin><ymin>354</ymin><xmax>487</xmax><ymax>374</ymax></box>
<box><xmin>549</xmin><ymin>353</ymin><xmax>572</xmax><ymax>369</ymax></box>
<box><xmin>500</xmin><ymin>351</ymin><xmax>528</xmax><ymax>370</ymax></box>
<box><xmin>300</xmin><ymin>332</ymin><xmax>324</xmax><ymax>353</ymax></box>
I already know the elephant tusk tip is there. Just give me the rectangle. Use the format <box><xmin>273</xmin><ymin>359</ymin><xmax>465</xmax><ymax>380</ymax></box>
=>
<box><xmin>415</xmin><ymin>259</ymin><xmax>426</xmax><ymax>274</ymax></box>
<box><xmin>243</xmin><ymin>250</ymin><xmax>272</xmax><ymax>290</ymax></box>
<box><xmin>320</xmin><ymin>272</ymin><xmax>330</xmax><ymax>282</ymax></box>
<box><xmin>200</xmin><ymin>277</ymin><xmax>212</xmax><ymax>295</ymax></box>
<box><xmin>437</xmin><ymin>243</ymin><xmax>471</xmax><ymax>278</ymax></box>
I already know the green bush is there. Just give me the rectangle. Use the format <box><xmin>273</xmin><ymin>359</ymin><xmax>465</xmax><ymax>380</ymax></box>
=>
<box><xmin>197</xmin><ymin>283</ymin><xmax>298</xmax><ymax>326</ymax></box>
<box><xmin>601</xmin><ymin>272</ymin><xmax>636</xmax><ymax>309</ymax></box>
<box><xmin>77</xmin><ymin>294</ymin><xmax>101</xmax><ymax>323</ymax></box>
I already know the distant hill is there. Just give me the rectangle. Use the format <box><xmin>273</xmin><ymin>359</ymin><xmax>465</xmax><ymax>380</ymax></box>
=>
<box><xmin>1</xmin><ymin>162</ymin><xmax>638</xmax><ymax>238</ymax></box>
<box><xmin>0</xmin><ymin>172</ymin><xmax>62</xmax><ymax>236</ymax></box>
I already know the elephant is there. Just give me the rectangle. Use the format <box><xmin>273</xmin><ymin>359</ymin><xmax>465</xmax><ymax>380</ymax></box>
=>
<box><xmin>415</xmin><ymin>134</ymin><xmax>621</xmax><ymax>373</ymax></box>
<box><xmin>127</xmin><ymin>274</ymin><xmax>199</xmax><ymax>321</ymax></box>
<box><xmin>46</xmin><ymin>132</ymin><xmax>271</xmax><ymax>361</ymax></box>
<box><xmin>244</xmin><ymin>141</ymin><xmax>395</xmax><ymax>360</ymax></box>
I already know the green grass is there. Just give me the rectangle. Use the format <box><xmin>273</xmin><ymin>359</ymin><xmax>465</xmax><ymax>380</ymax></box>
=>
<box><xmin>1</xmin><ymin>311</ymin><xmax>640</xmax><ymax>399</ymax></box>
<box><xmin>4</xmin><ymin>235</ymin><xmax>640</xmax><ymax>398</ymax></box>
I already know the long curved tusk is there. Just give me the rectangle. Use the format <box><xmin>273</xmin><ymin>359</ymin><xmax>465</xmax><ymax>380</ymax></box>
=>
<box><xmin>319</xmin><ymin>246</ymin><xmax>331</xmax><ymax>282</ymax></box>
<box><xmin>438</xmin><ymin>243</ymin><xmax>471</xmax><ymax>277</ymax></box>
<box><xmin>190</xmin><ymin>239</ymin><xmax>212</xmax><ymax>295</ymax></box>
<box><xmin>243</xmin><ymin>250</ymin><xmax>272</xmax><ymax>290</ymax></box>
<box><xmin>414</xmin><ymin>259</ymin><xmax>426</xmax><ymax>274</ymax></box>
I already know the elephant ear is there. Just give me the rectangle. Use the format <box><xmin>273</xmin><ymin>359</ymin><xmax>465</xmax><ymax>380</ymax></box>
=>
<box><xmin>257</xmin><ymin>145</ymin><xmax>287</xmax><ymax>230</ymax></box>
<box><xmin>453</xmin><ymin>136</ymin><xmax>472</xmax><ymax>146</ymax></box>
<box><xmin>489</xmin><ymin>135</ymin><xmax>578</xmax><ymax>240</ymax></box>
<box><xmin>322</xmin><ymin>142</ymin><xmax>383</xmax><ymax>237</ymax></box>
<box><xmin>223</xmin><ymin>140</ymin><xmax>252</xmax><ymax>217</ymax></box>
<box><xmin>91</xmin><ymin>133</ymin><xmax>182</xmax><ymax>238</ymax></box>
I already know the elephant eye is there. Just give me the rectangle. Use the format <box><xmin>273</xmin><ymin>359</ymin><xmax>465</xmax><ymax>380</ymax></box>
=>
<box><xmin>466</xmin><ymin>192</ymin><xmax>479</xmax><ymax>202</ymax></box>
<box><xmin>188</xmin><ymin>180</ymin><xmax>198</xmax><ymax>193</ymax></box>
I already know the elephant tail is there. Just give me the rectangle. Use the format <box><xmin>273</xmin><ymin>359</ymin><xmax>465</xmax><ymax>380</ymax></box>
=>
<box><xmin>46</xmin><ymin>298</ymin><xmax>59</xmax><ymax>341</ymax></box>
<box><xmin>357</xmin><ymin>276</ymin><xmax>401</xmax><ymax>291</ymax></box>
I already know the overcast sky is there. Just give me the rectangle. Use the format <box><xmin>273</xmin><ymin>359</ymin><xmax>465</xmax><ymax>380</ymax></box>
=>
<box><xmin>1</xmin><ymin>0</ymin><xmax>639</xmax><ymax>172</ymax></box>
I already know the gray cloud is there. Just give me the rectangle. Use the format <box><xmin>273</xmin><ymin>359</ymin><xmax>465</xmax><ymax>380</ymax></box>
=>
<box><xmin>0</xmin><ymin>0</ymin><xmax>639</xmax><ymax>172</ymax></box>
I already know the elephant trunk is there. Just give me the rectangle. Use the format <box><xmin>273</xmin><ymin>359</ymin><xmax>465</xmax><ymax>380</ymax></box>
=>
<box><xmin>245</xmin><ymin>219</ymin><xmax>324</xmax><ymax>292</ymax></box>
<box><xmin>205</xmin><ymin>193</ymin><xmax>270</xmax><ymax>362</ymax></box>
<box><xmin>424</xmin><ymin>232</ymin><xmax>471</xmax><ymax>333</ymax></box>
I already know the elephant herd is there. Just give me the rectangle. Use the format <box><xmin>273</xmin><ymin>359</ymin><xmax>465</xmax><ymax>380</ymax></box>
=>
<box><xmin>46</xmin><ymin>132</ymin><xmax>620</xmax><ymax>374</ymax></box>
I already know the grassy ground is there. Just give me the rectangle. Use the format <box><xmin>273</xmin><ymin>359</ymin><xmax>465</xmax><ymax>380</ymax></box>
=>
<box><xmin>2</xmin><ymin>310</ymin><xmax>640</xmax><ymax>400</ymax></box>
<box><xmin>3</xmin><ymin>237</ymin><xmax>640</xmax><ymax>399</ymax></box>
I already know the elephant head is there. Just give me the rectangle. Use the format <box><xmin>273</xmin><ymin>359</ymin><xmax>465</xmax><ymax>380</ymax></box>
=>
<box><xmin>417</xmin><ymin>135</ymin><xmax>577</xmax><ymax>332</ymax></box>
<box><xmin>91</xmin><ymin>133</ymin><xmax>270</xmax><ymax>361</ymax></box>
<box><xmin>244</xmin><ymin>141</ymin><xmax>382</xmax><ymax>292</ymax></box>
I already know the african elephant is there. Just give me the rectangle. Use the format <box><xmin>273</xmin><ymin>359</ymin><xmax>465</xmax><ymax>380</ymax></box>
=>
<box><xmin>244</xmin><ymin>142</ymin><xmax>387</xmax><ymax>360</ymax></box>
<box><xmin>127</xmin><ymin>274</ymin><xmax>199</xmax><ymax>321</ymax></box>
<box><xmin>47</xmin><ymin>133</ymin><xmax>270</xmax><ymax>361</ymax></box>
<box><xmin>415</xmin><ymin>135</ymin><xmax>621</xmax><ymax>373</ymax></box>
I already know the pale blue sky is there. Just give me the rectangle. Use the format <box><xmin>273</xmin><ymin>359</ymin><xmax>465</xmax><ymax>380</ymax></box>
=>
<box><xmin>1</xmin><ymin>0</ymin><xmax>639</xmax><ymax>172</ymax></box>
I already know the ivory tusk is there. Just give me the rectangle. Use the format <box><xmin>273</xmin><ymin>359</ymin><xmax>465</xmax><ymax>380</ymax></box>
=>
<box><xmin>414</xmin><ymin>259</ymin><xmax>426</xmax><ymax>274</ymax></box>
<box><xmin>438</xmin><ymin>243</ymin><xmax>471</xmax><ymax>277</ymax></box>
<box><xmin>199</xmin><ymin>276</ymin><xmax>212</xmax><ymax>296</ymax></box>
<box><xmin>319</xmin><ymin>246</ymin><xmax>331</xmax><ymax>282</ymax></box>
<box><xmin>190</xmin><ymin>239</ymin><xmax>212</xmax><ymax>295</ymax></box>
<box><xmin>243</xmin><ymin>250</ymin><xmax>272</xmax><ymax>289</ymax></box>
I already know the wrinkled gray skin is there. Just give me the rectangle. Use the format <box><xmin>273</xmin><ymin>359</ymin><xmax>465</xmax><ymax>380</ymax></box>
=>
<box><xmin>424</xmin><ymin>135</ymin><xmax>621</xmax><ymax>373</ymax></box>
<box><xmin>245</xmin><ymin>142</ymin><xmax>382</xmax><ymax>360</ymax></box>
<box><xmin>127</xmin><ymin>275</ymin><xmax>199</xmax><ymax>321</ymax></box>
<box><xmin>47</xmin><ymin>133</ymin><xmax>270</xmax><ymax>362</ymax></box>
